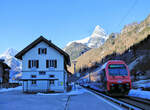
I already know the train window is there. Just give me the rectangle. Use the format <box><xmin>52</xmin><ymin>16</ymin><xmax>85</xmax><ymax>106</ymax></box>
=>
<box><xmin>101</xmin><ymin>69</ymin><xmax>106</xmax><ymax>81</ymax></box>
<box><xmin>109</xmin><ymin>64</ymin><xmax>126</xmax><ymax>68</ymax></box>
<box><xmin>108</xmin><ymin>64</ymin><xmax>128</xmax><ymax>76</ymax></box>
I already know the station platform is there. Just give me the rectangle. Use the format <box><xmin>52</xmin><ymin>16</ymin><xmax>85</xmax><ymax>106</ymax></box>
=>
<box><xmin>66</xmin><ymin>87</ymin><xmax>123</xmax><ymax>110</ymax></box>
<box><xmin>0</xmin><ymin>86</ymin><xmax>123</xmax><ymax>110</ymax></box>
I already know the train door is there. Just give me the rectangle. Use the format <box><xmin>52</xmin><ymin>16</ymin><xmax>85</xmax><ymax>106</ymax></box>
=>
<box><xmin>101</xmin><ymin>69</ymin><xmax>107</xmax><ymax>90</ymax></box>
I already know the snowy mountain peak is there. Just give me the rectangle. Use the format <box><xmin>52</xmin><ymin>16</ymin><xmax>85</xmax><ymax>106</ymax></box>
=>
<box><xmin>91</xmin><ymin>25</ymin><xmax>106</xmax><ymax>38</ymax></box>
<box><xmin>1</xmin><ymin>48</ymin><xmax>18</xmax><ymax>57</ymax></box>
<box><xmin>65</xmin><ymin>25</ymin><xmax>108</xmax><ymax>48</ymax></box>
<box><xmin>0</xmin><ymin>48</ymin><xmax>21</xmax><ymax>79</ymax></box>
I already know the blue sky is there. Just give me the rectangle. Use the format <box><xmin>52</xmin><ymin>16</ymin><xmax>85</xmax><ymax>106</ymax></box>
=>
<box><xmin>0</xmin><ymin>0</ymin><xmax>150</xmax><ymax>54</ymax></box>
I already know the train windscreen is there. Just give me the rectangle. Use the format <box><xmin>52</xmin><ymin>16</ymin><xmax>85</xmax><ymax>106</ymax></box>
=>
<box><xmin>108</xmin><ymin>64</ymin><xmax>128</xmax><ymax>76</ymax></box>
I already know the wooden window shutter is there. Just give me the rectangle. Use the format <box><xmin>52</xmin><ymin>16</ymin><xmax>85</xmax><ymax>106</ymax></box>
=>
<box><xmin>36</xmin><ymin>60</ymin><xmax>39</xmax><ymax>68</ymax></box>
<box><xmin>38</xmin><ymin>48</ymin><xmax>40</xmax><ymax>54</ymax></box>
<box><xmin>32</xmin><ymin>60</ymin><xmax>34</xmax><ymax>67</ymax></box>
<box><xmin>28</xmin><ymin>60</ymin><xmax>31</xmax><ymax>68</ymax></box>
<box><xmin>46</xmin><ymin>60</ymin><xmax>49</xmax><ymax>68</ymax></box>
<box><xmin>55</xmin><ymin>60</ymin><xmax>57</xmax><ymax>68</ymax></box>
<box><xmin>45</xmin><ymin>48</ymin><xmax>47</xmax><ymax>54</ymax></box>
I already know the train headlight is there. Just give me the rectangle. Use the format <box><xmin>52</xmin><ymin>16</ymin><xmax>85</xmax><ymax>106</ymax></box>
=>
<box><xmin>111</xmin><ymin>84</ymin><xmax>114</xmax><ymax>86</ymax></box>
<box><xmin>111</xmin><ymin>84</ymin><xmax>115</xmax><ymax>90</ymax></box>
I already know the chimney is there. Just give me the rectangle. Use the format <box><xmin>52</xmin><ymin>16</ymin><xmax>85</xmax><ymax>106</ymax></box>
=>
<box><xmin>49</xmin><ymin>40</ymin><xmax>52</xmax><ymax>43</ymax></box>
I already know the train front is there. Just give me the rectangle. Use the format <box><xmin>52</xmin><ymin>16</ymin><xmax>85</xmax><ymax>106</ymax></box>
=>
<box><xmin>106</xmin><ymin>61</ymin><xmax>131</xmax><ymax>96</ymax></box>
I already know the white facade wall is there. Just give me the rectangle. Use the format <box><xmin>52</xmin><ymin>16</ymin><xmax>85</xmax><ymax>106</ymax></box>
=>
<box><xmin>22</xmin><ymin>41</ymin><xmax>66</xmax><ymax>92</ymax></box>
<box><xmin>22</xmin><ymin>41</ymin><xmax>64</xmax><ymax>71</ymax></box>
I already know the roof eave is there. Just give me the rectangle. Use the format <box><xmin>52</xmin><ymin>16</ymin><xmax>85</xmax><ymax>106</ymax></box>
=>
<box><xmin>15</xmin><ymin>36</ymin><xmax>71</xmax><ymax>65</ymax></box>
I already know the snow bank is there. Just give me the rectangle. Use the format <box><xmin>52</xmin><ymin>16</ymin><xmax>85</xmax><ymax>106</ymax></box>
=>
<box><xmin>128</xmin><ymin>89</ymin><xmax>150</xmax><ymax>100</ymax></box>
<box><xmin>0</xmin><ymin>85</ymin><xmax>87</xmax><ymax>96</ymax></box>
<box><xmin>37</xmin><ymin>86</ymin><xmax>87</xmax><ymax>96</ymax></box>
<box><xmin>134</xmin><ymin>79</ymin><xmax>150</xmax><ymax>84</ymax></box>
<box><xmin>0</xmin><ymin>86</ymin><xmax>22</xmax><ymax>92</ymax></box>
<box><xmin>36</xmin><ymin>92</ymin><xmax>64</xmax><ymax>96</ymax></box>
<box><xmin>132</xmin><ymin>79</ymin><xmax>150</xmax><ymax>89</ymax></box>
<box><xmin>0</xmin><ymin>84</ymin><xmax>87</xmax><ymax>96</ymax></box>
<box><xmin>66</xmin><ymin>87</ymin><xmax>87</xmax><ymax>95</ymax></box>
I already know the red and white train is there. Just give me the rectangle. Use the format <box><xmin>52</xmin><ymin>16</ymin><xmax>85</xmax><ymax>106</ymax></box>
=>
<box><xmin>79</xmin><ymin>60</ymin><xmax>132</xmax><ymax>96</ymax></box>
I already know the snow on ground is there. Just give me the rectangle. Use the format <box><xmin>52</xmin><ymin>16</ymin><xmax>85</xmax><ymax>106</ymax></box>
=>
<box><xmin>1</xmin><ymin>85</ymin><xmax>150</xmax><ymax>110</ymax></box>
<box><xmin>0</xmin><ymin>86</ymin><xmax>22</xmax><ymax>92</ymax></box>
<box><xmin>132</xmin><ymin>79</ymin><xmax>150</xmax><ymax>89</ymax></box>
<box><xmin>0</xmin><ymin>86</ymin><xmax>68</xmax><ymax>110</ymax></box>
<box><xmin>134</xmin><ymin>79</ymin><xmax>150</xmax><ymax>84</ymax></box>
<box><xmin>37</xmin><ymin>85</ymin><xmax>87</xmax><ymax>96</ymax></box>
<box><xmin>1</xmin><ymin>85</ymin><xmax>118</xmax><ymax>110</ymax></box>
<box><xmin>66</xmin><ymin>86</ymin><xmax>87</xmax><ymax>95</ymax></box>
<box><xmin>128</xmin><ymin>89</ymin><xmax>150</xmax><ymax>100</ymax></box>
<box><xmin>128</xmin><ymin>79</ymin><xmax>150</xmax><ymax>100</ymax></box>
<box><xmin>0</xmin><ymin>85</ymin><xmax>87</xmax><ymax>96</ymax></box>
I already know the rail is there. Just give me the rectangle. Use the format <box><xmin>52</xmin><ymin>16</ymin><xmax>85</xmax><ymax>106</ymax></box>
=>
<box><xmin>117</xmin><ymin>96</ymin><xmax>150</xmax><ymax>110</ymax></box>
<box><xmin>86</xmin><ymin>87</ymin><xmax>141</xmax><ymax>110</ymax></box>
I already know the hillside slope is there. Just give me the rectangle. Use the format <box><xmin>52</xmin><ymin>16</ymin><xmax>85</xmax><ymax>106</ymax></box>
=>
<box><xmin>68</xmin><ymin>14</ymin><xmax>150</xmax><ymax>73</ymax></box>
<box><xmin>64</xmin><ymin>42</ymin><xmax>91</xmax><ymax>61</ymax></box>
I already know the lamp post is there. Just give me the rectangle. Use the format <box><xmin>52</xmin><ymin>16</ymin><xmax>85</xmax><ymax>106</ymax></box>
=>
<box><xmin>72</xmin><ymin>60</ymin><xmax>78</xmax><ymax>90</ymax></box>
<box><xmin>72</xmin><ymin>60</ymin><xmax>77</xmax><ymax>74</ymax></box>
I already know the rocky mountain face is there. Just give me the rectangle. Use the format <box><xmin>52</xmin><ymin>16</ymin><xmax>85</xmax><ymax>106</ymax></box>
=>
<box><xmin>68</xmin><ymin>14</ymin><xmax>150</xmax><ymax>73</ymax></box>
<box><xmin>0</xmin><ymin>48</ymin><xmax>22</xmax><ymax>79</ymax></box>
<box><xmin>121</xmin><ymin>22</ymin><xmax>139</xmax><ymax>34</ymax></box>
<box><xmin>64</xmin><ymin>42</ymin><xmax>91</xmax><ymax>61</ymax></box>
<box><xmin>87</xmin><ymin>25</ymin><xmax>108</xmax><ymax>48</ymax></box>
<box><xmin>64</xmin><ymin>25</ymin><xmax>108</xmax><ymax>60</ymax></box>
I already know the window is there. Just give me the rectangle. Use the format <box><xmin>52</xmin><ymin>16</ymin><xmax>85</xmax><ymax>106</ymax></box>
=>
<box><xmin>46</xmin><ymin>60</ymin><xmax>57</xmax><ymax>68</ymax></box>
<box><xmin>108</xmin><ymin>64</ymin><xmax>128</xmax><ymax>76</ymax></box>
<box><xmin>38</xmin><ymin>48</ymin><xmax>47</xmax><ymax>54</ymax></box>
<box><xmin>31</xmin><ymin>75</ymin><xmax>36</xmax><ymax>78</ymax></box>
<box><xmin>28</xmin><ymin>60</ymin><xmax>39</xmax><ymax>68</ymax></box>
<box><xmin>31</xmin><ymin>80</ymin><xmax>36</xmax><ymax>85</ymax></box>
<box><xmin>49</xmin><ymin>80</ymin><xmax>54</xmax><ymax>85</ymax></box>
<box><xmin>49</xmin><ymin>75</ymin><xmax>54</xmax><ymax>78</ymax></box>
<box><xmin>39</xmin><ymin>71</ymin><xmax>46</xmax><ymax>75</ymax></box>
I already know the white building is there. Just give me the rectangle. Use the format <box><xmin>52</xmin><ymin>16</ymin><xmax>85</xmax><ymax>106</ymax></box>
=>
<box><xmin>15</xmin><ymin>36</ymin><xmax>70</xmax><ymax>93</ymax></box>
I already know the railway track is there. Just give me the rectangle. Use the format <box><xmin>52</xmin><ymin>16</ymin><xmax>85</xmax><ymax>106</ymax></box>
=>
<box><xmin>117</xmin><ymin>96</ymin><xmax>150</xmax><ymax>110</ymax></box>
<box><xmin>85</xmin><ymin>87</ymin><xmax>150</xmax><ymax>110</ymax></box>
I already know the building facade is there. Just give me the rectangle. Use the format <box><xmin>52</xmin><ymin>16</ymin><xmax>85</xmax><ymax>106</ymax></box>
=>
<box><xmin>0</xmin><ymin>59</ymin><xmax>10</xmax><ymax>84</ymax></box>
<box><xmin>15</xmin><ymin>36</ymin><xmax>70</xmax><ymax>93</ymax></box>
